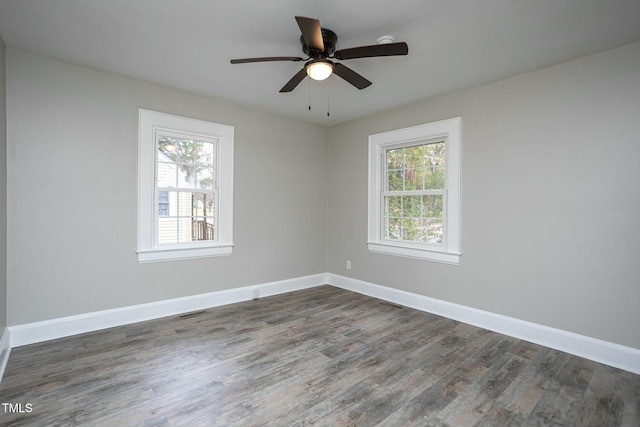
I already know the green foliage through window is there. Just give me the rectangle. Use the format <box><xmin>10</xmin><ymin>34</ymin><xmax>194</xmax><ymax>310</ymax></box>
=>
<box><xmin>384</xmin><ymin>141</ymin><xmax>445</xmax><ymax>244</ymax></box>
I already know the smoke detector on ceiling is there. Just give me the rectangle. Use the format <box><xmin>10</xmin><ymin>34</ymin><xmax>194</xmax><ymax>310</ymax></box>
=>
<box><xmin>377</xmin><ymin>35</ymin><xmax>396</xmax><ymax>44</ymax></box>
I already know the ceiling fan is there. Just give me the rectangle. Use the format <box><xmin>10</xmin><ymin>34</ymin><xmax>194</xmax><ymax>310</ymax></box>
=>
<box><xmin>230</xmin><ymin>16</ymin><xmax>408</xmax><ymax>93</ymax></box>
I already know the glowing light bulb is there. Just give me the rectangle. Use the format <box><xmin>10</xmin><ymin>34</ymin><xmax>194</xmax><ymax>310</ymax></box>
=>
<box><xmin>306</xmin><ymin>61</ymin><xmax>333</xmax><ymax>81</ymax></box>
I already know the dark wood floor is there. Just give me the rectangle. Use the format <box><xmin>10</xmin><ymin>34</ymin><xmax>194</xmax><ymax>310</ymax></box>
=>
<box><xmin>0</xmin><ymin>286</ymin><xmax>638</xmax><ymax>426</ymax></box>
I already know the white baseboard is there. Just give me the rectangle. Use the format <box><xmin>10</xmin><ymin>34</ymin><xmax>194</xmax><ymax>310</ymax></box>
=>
<box><xmin>0</xmin><ymin>328</ymin><xmax>10</xmax><ymax>382</ymax></box>
<box><xmin>6</xmin><ymin>272</ymin><xmax>639</xmax><ymax>376</ymax></box>
<box><xmin>8</xmin><ymin>273</ymin><xmax>328</xmax><ymax>348</ymax></box>
<box><xmin>327</xmin><ymin>274</ymin><xmax>640</xmax><ymax>375</ymax></box>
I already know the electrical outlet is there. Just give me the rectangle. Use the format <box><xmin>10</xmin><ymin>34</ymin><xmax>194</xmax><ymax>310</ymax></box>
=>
<box><xmin>346</xmin><ymin>260</ymin><xmax>352</xmax><ymax>270</ymax></box>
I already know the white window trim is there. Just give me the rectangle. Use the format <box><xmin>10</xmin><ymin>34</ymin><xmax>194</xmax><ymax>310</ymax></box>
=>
<box><xmin>137</xmin><ymin>109</ymin><xmax>234</xmax><ymax>263</ymax></box>
<box><xmin>367</xmin><ymin>117</ymin><xmax>462</xmax><ymax>264</ymax></box>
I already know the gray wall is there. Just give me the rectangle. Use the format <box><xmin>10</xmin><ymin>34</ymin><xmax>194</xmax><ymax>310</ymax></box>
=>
<box><xmin>327</xmin><ymin>41</ymin><xmax>640</xmax><ymax>349</ymax></box>
<box><xmin>5</xmin><ymin>41</ymin><xmax>640</xmax><ymax>351</ymax></box>
<box><xmin>0</xmin><ymin>35</ymin><xmax>6</xmax><ymax>331</ymax></box>
<box><xmin>6</xmin><ymin>50</ymin><xmax>328</xmax><ymax>325</ymax></box>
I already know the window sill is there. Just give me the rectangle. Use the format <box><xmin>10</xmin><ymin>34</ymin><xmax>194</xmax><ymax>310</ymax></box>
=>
<box><xmin>137</xmin><ymin>244</ymin><xmax>233</xmax><ymax>263</ymax></box>
<box><xmin>367</xmin><ymin>241</ymin><xmax>461</xmax><ymax>265</ymax></box>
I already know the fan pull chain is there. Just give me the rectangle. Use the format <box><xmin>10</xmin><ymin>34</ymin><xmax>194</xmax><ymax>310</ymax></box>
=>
<box><xmin>327</xmin><ymin>81</ymin><xmax>331</xmax><ymax>117</ymax></box>
<box><xmin>308</xmin><ymin>77</ymin><xmax>311</xmax><ymax>111</ymax></box>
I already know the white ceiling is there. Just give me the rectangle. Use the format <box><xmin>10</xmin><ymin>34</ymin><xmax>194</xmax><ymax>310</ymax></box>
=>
<box><xmin>1</xmin><ymin>0</ymin><xmax>639</xmax><ymax>125</ymax></box>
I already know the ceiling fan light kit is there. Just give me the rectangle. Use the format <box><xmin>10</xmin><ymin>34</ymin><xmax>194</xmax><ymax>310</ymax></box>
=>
<box><xmin>306</xmin><ymin>60</ymin><xmax>334</xmax><ymax>81</ymax></box>
<box><xmin>230</xmin><ymin>16</ymin><xmax>408</xmax><ymax>93</ymax></box>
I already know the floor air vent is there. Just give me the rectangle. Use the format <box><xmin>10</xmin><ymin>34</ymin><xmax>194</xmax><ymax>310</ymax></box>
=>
<box><xmin>178</xmin><ymin>310</ymin><xmax>207</xmax><ymax>319</ymax></box>
<box><xmin>379</xmin><ymin>301</ymin><xmax>403</xmax><ymax>309</ymax></box>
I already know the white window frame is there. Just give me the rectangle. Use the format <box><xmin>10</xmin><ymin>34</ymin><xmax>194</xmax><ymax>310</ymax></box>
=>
<box><xmin>368</xmin><ymin>117</ymin><xmax>461</xmax><ymax>264</ymax></box>
<box><xmin>137</xmin><ymin>109</ymin><xmax>234</xmax><ymax>263</ymax></box>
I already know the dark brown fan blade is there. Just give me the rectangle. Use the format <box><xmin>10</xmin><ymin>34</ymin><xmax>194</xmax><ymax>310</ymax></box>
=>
<box><xmin>230</xmin><ymin>56</ymin><xmax>304</xmax><ymax>64</ymax></box>
<box><xmin>295</xmin><ymin>16</ymin><xmax>324</xmax><ymax>52</ymax></box>
<box><xmin>332</xmin><ymin>63</ymin><xmax>372</xmax><ymax>90</ymax></box>
<box><xmin>279</xmin><ymin>68</ymin><xmax>308</xmax><ymax>92</ymax></box>
<box><xmin>334</xmin><ymin>42</ymin><xmax>408</xmax><ymax>60</ymax></box>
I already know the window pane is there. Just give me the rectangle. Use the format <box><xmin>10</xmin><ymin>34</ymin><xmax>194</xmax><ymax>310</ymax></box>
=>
<box><xmin>175</xmin><ymin>139</ymin><xmax>198</xmax><ymax>163</ymax></box>
<box><xmin>387</xmin><ymin>170</ymin><xmax>403</xmax><ymax>191</ymax></box>
<box><xmin>386</xmin><ymin>147</ymin><xmax>405</xmax><ymax>191</ymax></box>
<box><xmin>157</xmin><ymin>161</ymin><xmax>178</xmax><ymax>188</ymax></box>
<box><xmin>385</xmin><ymin>217</ymin><xmax>402</xmax><ymax>240</ymax></box>
<box><xmin>386</xmin><ymin>147</ymin><xmax>404</xmax><ymax>170</ymax></box>
<box><xmin>402</xmin><ymin>218</ymin><xmax>420</xmax><ymax>241</ymax></box>
<box><xmin>177</xmin><ymin>165</ymin><xmax>198</xmax><ymax>189</ymax></box>
<box><xmin>154</xmin><ymin>192</ymin><xmax>218</xmax><ymax>243</ymax></box>
<box><xmin>423</xmin><ymin>195</ymin><xmax>444</xmax><ymax>244</ymax></box>
<box><xmin>423</xmin><ymin>218</ymin><xmax>443</xmax><ymax>243</ymax></box>
<box><xmin>424</xmin><ymin>142</ymin><xmax>445</xmax><ymax>165</ymax></box>
<box><xmin>425</xmin><ymin>165</ymin><xmax>445</xmax><ymax>189</ymax></box>
<box><xmin>196</xmin><ymin>142</ymin><xmax>215</xmax><ymax>166</ymax></box>
<box><xmin>157</xmin><ymin>136</ymin><xmax>216</xmax><ymax>191</ymax></box>
<box><xmin>157</xmin><ymin>217</ymin><xmax>178</xmax><ymax>244</ymax></box>
<box><xmin>383</xmin><ymin>195</ymin><xmax>444</xmax><ymax>244</ymax></box>
<box><xmin>174</xmin><ymin>192</ymin><xmax>189</xmax><ymax>216</ymax></box>
<box><xmin>385</xmin><ymin>196</ymin><xmax>402</xmax><ymax>217</ymax></box>
<box><xmin>157</xmin><ymin>136</ymin><xmax>180</xmax><ymax>163</ymax></box>
<box><xmin>196</xmin><ymin>168</ymin><xmax>214</xmax><ymax>190</ymax></box>
<box><xmin>193</xmin><ymin>217</ymin><xmax>215</xmax><ymax>241</ymax></box>
<box><xmin>402</xmin><ymin>196</ymin><xmax>422</xmax><ymax>218</ymax></box>
<box><xmin>403</xmin><ymin>144</ymin><xmax>423</xmax><ymax>169</ymax></box>
<box><xmin>404</xmin><ymin>168</ymin><xmax>425</xmax><ymax>191</ymax></box>
<box><xmin>381</xmin><ymin>141</ymin><xmax>446</xmax><ymax>245</ymax></box>
<box><xmin>385</xmin><ymin>143</ymin><xmax>445</xmax><ymax>192</ymax></box>
<box><xmin>177</xmin><ymin>217</ymin><xmax>192</xmax><ymax>243</ymax></box>
<box><xmin>422</xmin><ymin>195</ymin><xmax>443</xmax><ymax>218</ymax></box>
<box><xmin>192</xmin><ymin>192</ymin><xmax>215</xmax><ymax>216</ymax></box>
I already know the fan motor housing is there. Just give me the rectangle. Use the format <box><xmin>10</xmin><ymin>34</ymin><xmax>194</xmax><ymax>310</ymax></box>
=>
<box><xmin>301</xmin><ymin>28</ymin><xmax>337</xmax><ymax>58</ymax></box>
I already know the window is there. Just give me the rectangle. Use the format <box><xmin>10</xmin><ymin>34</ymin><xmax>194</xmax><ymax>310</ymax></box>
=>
<box><xmin>137</xmin><ymin>109</ymin><xmax>234</xmax><ymax>263</ymax></box>
<box><xmin>368</xmin><ymin>117</ymin><xmax>461</xmax><ymax>264</ymax></box>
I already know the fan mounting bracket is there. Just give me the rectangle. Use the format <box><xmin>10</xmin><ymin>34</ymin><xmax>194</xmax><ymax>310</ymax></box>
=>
<box><xmin>300</xmin><ymin>28</ymin><xmax>337</xmax><ymax>58</ymax></box>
